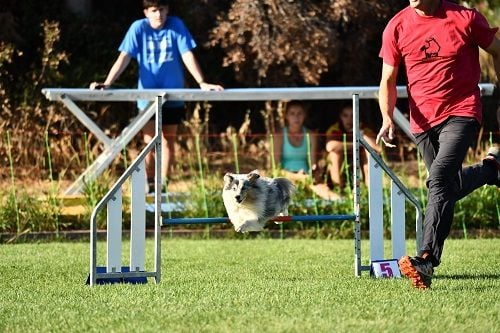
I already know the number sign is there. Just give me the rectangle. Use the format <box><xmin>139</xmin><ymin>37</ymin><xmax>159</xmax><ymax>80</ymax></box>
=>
<box><xmin>371</xmin><ymin>259</ymin><xmax>401</xmax><ymax>278</ymax></box>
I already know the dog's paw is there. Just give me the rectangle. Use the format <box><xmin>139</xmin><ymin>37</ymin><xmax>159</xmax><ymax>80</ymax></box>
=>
<box><xmin>237</xmin><ymin>221</ymin><xmax>263</xmax><ymax>233</ymax></box>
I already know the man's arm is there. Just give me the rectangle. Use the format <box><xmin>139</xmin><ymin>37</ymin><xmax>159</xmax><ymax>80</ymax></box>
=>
<box><xmin>90</xmin><ymin>52</ymin><xmax>131</xmax><ymax>89</ymax></box>
<box><xmin>181</xmin><ymin>51</ymin><xmax>223</xmax><ymax>91</ymax></box>
<box><xmin>376</xmin><ymin>62</ymin><xmax>399</xmax><ymax>146</ymax></box>
<box><xmin>484</xmin><ymin>36</ymin><xmax>500</xmax><ymax>82</ymax></box>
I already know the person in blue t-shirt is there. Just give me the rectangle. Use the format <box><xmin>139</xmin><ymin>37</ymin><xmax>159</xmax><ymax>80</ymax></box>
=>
<box><xmin>90</xmin><ymin>0</ymin><xmax>223</xmax><ymax>190</ymax></box>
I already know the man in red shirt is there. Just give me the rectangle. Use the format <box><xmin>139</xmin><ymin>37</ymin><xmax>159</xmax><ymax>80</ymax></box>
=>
<box><xmin>377</xmin><ymin>0</ymin><xmax>500</xmax><ymax>289</ymax></box>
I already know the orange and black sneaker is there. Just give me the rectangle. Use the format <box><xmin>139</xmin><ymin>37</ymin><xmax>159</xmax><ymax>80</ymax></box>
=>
<box><xmin>399</xmin><ymin>255</ymin><xmax>434</xmax><ymax>289</ymax></box>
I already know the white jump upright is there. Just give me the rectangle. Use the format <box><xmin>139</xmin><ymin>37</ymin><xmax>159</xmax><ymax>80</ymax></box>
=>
<box><xmin>130</xmin><ymin>162</ymin><xmax>147</xmax><ymax>272</ymax></box>
<box><xmin>40</xmin><ymin>85</ymin><xmax>494</xmax><ymax>284</ymax></box>
<box><xmin>368</xmin><ymin>156</ymin><xmax>384</xmax><ymax>261</ymax></box>
<box><xmin>86</xmin><ymin>96</ymin><xmax>163</xmax><ymax>285</ymax></box>
<box><xmin>352</xmin><ymin>94</ymin><xmax>422</xmax><ymax>275</ymax></box>
<box><xmin>361</xmin><ymin>138</ymin><xmax>424</xmax><ymax>265</ymax></box>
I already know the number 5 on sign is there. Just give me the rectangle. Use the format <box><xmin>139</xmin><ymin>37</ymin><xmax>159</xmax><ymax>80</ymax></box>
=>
<box><xmin>371</xmin><ymin>259</ymin><xmax>401</xmax><ymax>278</ymax></box>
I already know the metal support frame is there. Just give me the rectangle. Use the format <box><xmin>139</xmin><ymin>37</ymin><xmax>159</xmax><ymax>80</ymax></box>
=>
<box><xmin>66</xmin><ymin>101</ymin><xmax>156</xmax><ymax>194</ymax></box>
<box><xmin>352</xmin><ymin>94</ymin><xmax>363</xmax><ymax>276</ymax></box>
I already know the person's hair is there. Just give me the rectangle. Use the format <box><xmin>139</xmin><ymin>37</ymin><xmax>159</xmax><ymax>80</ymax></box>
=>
<box><xmin>285</xmin><ymin>100</ymin><xmax>306</xmax><ymax>114</ymax></box>
<box><xmin>340</xmin><ymin>104</ymin><xmax>353</xmax><ymax>114</ymax></box>
<box><xmin>143</xmin><ymin>0</ymin><xmax>170</xmax><ymax>9</ymax></box>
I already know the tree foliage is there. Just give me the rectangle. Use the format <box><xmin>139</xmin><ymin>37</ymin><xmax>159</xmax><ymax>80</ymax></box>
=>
<box><xmin>209</xmin><ymin>0</ymin><xmax>399</xmax><ymax>86</ymax></box>
<box><xmin>0</xmin><ymin>0</ymin><xmax>497</xmax><ymax>176</ymax></box>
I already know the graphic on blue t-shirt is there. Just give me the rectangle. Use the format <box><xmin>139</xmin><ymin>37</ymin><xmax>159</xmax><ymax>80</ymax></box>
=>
<box><xmin>146</xmin><ymin>34</ymin><xmax>173</xmax><ymax>64</ymax></box>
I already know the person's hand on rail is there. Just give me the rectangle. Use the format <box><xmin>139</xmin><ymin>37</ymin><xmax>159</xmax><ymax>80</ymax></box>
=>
<box><xmin>89</xmin><ymin>82</ymin><xmax>109</xmax><ymax>90</ymax></box>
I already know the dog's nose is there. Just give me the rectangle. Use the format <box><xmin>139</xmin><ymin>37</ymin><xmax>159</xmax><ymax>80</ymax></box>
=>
<box><xmin>235</xmin><ymin>195</ymin><xmax>242</xmax><ymax>203</ymax></box>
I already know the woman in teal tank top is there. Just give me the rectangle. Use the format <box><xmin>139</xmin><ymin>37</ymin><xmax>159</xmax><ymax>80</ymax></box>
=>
<box><xmin>282</xmin><ymin>126</ymin><xmax>309</xmax><ymax>172</ymax></box>
<box><xmin>273</xmin><ymin>100</ymin><xmax>342</xmax><ymax>201</ymax></box>
<box><xmin>273</xmin><ymin>101</ymin><xmax>318</xmax><ymax>179</ymax></box>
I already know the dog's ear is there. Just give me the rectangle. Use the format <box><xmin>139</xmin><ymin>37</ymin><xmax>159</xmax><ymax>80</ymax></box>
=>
<box><xmin>224</xmin><ymin>173</ymin><xmax>234</xmax><ymax>186</ymax></box>
<box><xmin>247</xmin><ymin>170</ymin><xmax>260</xmax><ymax>182</ymax></box>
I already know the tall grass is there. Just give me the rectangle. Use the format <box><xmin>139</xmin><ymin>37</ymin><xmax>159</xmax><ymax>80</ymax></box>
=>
<box><xmin>81</xmin><ymin>132</ymin><xmax>109</xmax><ymax>229</ymax></box>
<box><xmin>0</xmin><ymin>133</ymin><xmax>63</xmax><ymax>239</ymax></box>
<box><xmin>0</xmin><ymin>129</ymin><xmax>497</xmax><ymax>239</ymax></box>
<box><xmin>305</xmin><ymin>132</ymin><xmax>320</xmax><ymax>234</ymax></box>
<box><xmin>45</xmin><ymin>130</ymin><xmax>60</xmax><ymax>236</ymax></box>
<box><xmin>232</xmin><ymin>133</ymin><xmax>240</xmax><ymax>173</ymax></box>
<box><xmin>194</xmin><ymin>133</ymin><xmax>209</xmax><ymax>218</ymax></box>
<box><xmin>166</xmin><ymin>131</ymin><xmax>498</xmax><ymax>238</ymax></box>
<box><xmin>5</xmin><ymin>131</ymin><xmax>20</xmax><ymax>233</ymax></box>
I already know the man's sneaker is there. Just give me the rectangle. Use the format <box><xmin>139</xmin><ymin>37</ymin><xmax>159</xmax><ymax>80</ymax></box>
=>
<box><xmin>398</xmin><ymin>255</ymin><xmax>434</xmax><ymax>289</ymax></box>
<box><xmin>483</xmin><ymin>147</ymin><xmax>500</xmax><ymax>187</ymax></box>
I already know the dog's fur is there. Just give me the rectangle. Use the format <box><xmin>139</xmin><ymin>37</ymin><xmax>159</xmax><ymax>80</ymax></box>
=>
<box><xmin>222</xmin><ymin>170</ymin><xmax>295</xmax><ymax>232</ymax></box>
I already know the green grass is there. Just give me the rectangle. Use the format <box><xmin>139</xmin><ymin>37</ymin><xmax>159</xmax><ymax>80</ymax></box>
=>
<box><xmin>1</xmin><ymin>239</ymin><xmax>499</xmax><ymax>332</ymax></box>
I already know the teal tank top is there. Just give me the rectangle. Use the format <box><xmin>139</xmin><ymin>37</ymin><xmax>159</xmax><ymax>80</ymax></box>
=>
<box><xmin>281</xmin><ymin>127</ymin><xmax>309</xmax><ymax>172</ymax></box>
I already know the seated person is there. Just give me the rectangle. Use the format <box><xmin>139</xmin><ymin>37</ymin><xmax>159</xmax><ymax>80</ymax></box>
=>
<box><xmin>325</xmin><ymin>105</ymin><xmax>381</xmax><ymax>190</ymax></box>
<box><xmin>273</xmin><ymin>100</ymin><xmax>340</xmax><ymax>200</ymax></box>
<box><xmin>273</xmin><ymin>100</ymin><xmax>317</xmax><ymax>181</ymax></box>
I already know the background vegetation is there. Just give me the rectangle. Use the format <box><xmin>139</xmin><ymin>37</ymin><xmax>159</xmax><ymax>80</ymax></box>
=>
<box><xmin>1</xmin><ymin>0</ymin><xmax>498</xmax><ymax>171</ymax></box>
<box><xmin>0</xmin><ymin>1</ymin><xmax>498</xmax><ymax>237</ymax></box>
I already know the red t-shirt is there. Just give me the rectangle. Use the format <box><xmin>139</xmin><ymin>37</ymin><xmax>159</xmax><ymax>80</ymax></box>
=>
<box><xmin>379</xmin><ymin>1</ymin><xmax>498</xmax><ymax>133</ymax></box>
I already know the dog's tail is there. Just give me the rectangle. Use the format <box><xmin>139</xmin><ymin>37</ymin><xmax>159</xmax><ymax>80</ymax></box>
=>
<box><xmin>274</xmin><ymin>178</ymin><xmax>296</xmax><ymax>203</ymax></box>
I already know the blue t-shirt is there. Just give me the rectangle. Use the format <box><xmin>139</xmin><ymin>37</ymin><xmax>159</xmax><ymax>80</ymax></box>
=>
<box><xmin>281</xmin><ymin>127</ymin><xmax>310</xmax><ymax>173</ymax></box>
<box><xmin>119</xmin><ymin>16</ymin><xmax>196</xmax><ymax>109</ymax></box>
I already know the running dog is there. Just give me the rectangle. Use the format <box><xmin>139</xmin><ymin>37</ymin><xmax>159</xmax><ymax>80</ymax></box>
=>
<box><xmin>222</xmin><ymin>170</ymin><xmax>295</xmax><ymax>232</ymax></box>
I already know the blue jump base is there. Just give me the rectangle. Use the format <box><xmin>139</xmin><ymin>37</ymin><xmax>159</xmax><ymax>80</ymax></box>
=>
<box><xmin>85</xmin><ymin>267</ymin><xmax>148</xmax><ymax>285</ymax></box>
<box><xmin>163</xmin><ymin>214</ymin><xmax>356</xmax><ymax>226</ymax></box>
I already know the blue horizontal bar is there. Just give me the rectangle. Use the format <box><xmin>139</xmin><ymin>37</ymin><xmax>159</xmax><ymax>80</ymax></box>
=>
<box><xmin>164</xmin><ymin>217</ymin><xmax>230</xmax><ymax>225</ymax></box>
<box><xmin>162</xmin><ymin>214</ymin><xmax>356</xmax><ymax>226</ymax></box>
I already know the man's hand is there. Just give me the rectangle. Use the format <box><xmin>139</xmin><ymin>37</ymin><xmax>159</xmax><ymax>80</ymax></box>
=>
<box><xmin>89</xmin><ymin>82</ymin><xmax>109</xmax><ymax>90</ymax></box>
<box><xmin>199</xmin><ymin>82</ymin><xmax>224</xmax><ymax>91</ymax></box>
<box><xmin>376</xmin><ymin>119</ymin><xmax>396</xmax><ymax>148</ymax></box>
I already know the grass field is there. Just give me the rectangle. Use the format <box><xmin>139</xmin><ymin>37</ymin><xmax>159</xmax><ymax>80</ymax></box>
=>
<box><xmin>1</xmin><ymin>238</ymin><xmax>499</xmax><ymax>333</ymax></box>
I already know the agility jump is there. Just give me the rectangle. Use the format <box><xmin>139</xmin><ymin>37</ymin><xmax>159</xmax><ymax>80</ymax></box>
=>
<box><xmin>41</xmin><ymin>85</ymin><xmax>494</xmax><ymax>286</ymax></box>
